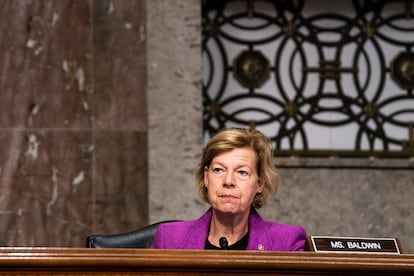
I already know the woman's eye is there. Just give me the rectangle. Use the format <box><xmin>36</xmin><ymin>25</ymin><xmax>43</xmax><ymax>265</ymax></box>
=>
<box><xmin>238</xmin><ymin>170</ymin><xmax>248</xmax><ymax>176</ymax></box>
<box><xmin>213</xmin><ymin>168</ymin><xmax>223</xmax><ymax>174</ymax></box>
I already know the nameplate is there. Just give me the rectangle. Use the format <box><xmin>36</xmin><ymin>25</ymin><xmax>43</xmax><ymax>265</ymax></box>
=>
<box><xmin>308</xmin><ymin>236</ymin><xmax>401</xmax><ymax>254</ymax></box>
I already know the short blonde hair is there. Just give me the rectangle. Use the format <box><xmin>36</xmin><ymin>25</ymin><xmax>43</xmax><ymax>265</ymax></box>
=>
<box><xmin>197</xmin><ymin>128</ymin><xmax>279</xmax><ymax>209</ymax></box>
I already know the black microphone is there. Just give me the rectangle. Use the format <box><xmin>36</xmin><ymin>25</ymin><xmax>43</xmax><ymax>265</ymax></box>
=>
<box><xmin>219</xmin><ymin>237</ymin><xmax>228</xmax><ymax>250</ymax></box>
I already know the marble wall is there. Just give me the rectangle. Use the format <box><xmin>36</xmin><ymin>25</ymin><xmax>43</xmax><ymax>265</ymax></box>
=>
<box><xmin>146</xmin><ymin>0</ymin><xmax>204</xmax><ymax>222</ymax></box>
<box><xmin>0</xmin><ymin>0</ymin><xmax>148</xmax><ymax>246</ymax></box>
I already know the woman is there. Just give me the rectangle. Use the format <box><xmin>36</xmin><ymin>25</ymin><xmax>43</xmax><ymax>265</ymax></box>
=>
<box><xmin>151</xmin><ymin>128</ymin><xmax>307</xmax><ymax>251</ymax></box>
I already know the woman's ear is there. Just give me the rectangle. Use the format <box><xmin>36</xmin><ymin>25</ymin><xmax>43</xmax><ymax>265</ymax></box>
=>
<box><xmin>203</xmin><ymin>166</ymin><xmax>209</xmax><ymax>186</ymax></box>
<box><xmin>256</xmin><ymin>178</ymin><xmax>264</xmax><ymax>193</ymax></box>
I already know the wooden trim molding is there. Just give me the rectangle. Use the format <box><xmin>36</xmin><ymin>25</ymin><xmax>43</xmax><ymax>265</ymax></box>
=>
<box><xmin>0</xmin><ymin>247</ymin><xmax>413</xmax><ymax>275</ymax></box>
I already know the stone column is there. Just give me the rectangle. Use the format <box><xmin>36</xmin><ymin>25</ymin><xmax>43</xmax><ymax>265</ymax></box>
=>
<box><xmin>147</xmin><ymin>0</ymin><xmax>206</xmax><ymax>222</ymax></box>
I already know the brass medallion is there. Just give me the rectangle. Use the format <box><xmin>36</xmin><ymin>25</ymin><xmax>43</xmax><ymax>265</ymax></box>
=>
<box><xmin>391</xmin><ymin>51</ymin><xmax>414</xmax><ymax>90</ymax></box>
<box><xmin>233</xmin><ymin>50</ymin><xmax>270</xmax><ymax>89</ymax></box>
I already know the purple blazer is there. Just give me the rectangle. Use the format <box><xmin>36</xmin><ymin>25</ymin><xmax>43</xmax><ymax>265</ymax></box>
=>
<box><xmin>151</xmin><ymin>208</ymin><xmax>307</xmax><ymax>251</ymax></box>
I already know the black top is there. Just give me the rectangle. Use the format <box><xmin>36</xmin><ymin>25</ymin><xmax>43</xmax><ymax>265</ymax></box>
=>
<box><xmin>205</xmin><ymin>232</ymin><xmax>249</xmax><ymax>250</ymax></box>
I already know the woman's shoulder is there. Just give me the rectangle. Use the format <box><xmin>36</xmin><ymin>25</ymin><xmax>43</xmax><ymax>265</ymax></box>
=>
<box><xmin>248</xmin><ymin>210</ymin><xmax>307</xmax><ymax>251</ymax></box>
<box><xmin>152</xmin><ymin>210</ymin><xmax>212</xmax><ymax>249</ymax></box>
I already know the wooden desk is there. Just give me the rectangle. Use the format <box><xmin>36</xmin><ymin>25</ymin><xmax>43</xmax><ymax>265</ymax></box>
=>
<box><xmin>0</xmin><ymin>247</ymin><xmax>413</xmax><ymax>275</ymax></box>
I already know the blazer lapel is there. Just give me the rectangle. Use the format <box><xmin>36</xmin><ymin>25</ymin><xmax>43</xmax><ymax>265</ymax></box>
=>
<box><xmin>247</xmin><ymin>208</ymin><xmax>272</xmax><ymax>251</ymax></box>
<box><xmin>180</xmin><ymin>208</ymin><xmax>212</xmax><ymax>249</ymax></box>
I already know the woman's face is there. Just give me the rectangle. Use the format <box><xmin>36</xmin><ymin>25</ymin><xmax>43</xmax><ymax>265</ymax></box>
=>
<box><xmin>204</xmin><ymin>147</ymin><xmax>263</xmax><ymax>215</ymax></box>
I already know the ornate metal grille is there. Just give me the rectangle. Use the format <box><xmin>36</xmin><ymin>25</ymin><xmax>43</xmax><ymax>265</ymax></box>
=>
<box><xmin>202</xmin><ymin>0</ymin><xmax>414</xmax><ymax>158</ymax></box>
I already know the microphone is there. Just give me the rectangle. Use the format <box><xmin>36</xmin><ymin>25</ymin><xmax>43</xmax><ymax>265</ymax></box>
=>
<box><xmin>219</xmin><ymin>237</ymin><xmax>228</xmax><ymax>250</ymax></box>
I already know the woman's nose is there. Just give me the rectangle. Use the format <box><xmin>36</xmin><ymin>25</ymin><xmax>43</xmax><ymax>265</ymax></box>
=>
<box><xmin>223</xmin><ymin>171</ymin><xmax>235</xmax><ymax>187</ymax></box>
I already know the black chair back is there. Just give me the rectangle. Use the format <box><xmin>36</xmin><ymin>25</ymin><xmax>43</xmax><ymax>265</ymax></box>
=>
<box><xmin>86</xmin><ymin>220</ymin><xmax>180</xmax><ymax>248</ymax></box>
